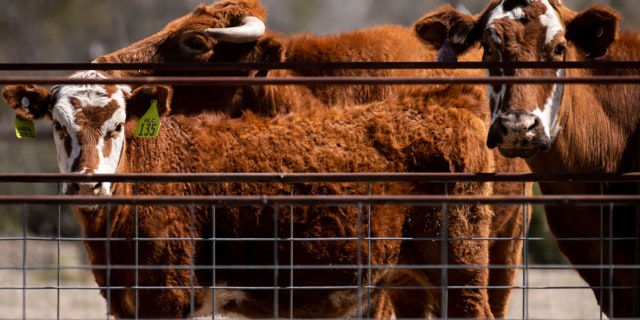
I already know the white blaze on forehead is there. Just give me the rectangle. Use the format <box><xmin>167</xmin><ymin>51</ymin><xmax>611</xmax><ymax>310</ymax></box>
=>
<box><xmin>487</xmin><ymin>1</ymin><xmax>526</xmax><ymax>28</ymax></box>
<box><xmin>488</xmin><ymin>0</ymin><xmax>565</xmax><ymax>46</ymax></box>
<box><xmin>53</xmin><ymin>71</ymin><xmax>130</xmax><ymax>114</ymax></box>
<box><xmin>538</xmin><ymin>0</ymin><xmax>564</xmax><ymax>44</ymax></box>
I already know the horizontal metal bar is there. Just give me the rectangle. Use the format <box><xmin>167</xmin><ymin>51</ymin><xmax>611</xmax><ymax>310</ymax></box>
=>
<box><xmin>4</xmin><ymin>263</ymin><xmax>636</xmax><ymax>272</ymax></box>
<box><xmin>4</xmin><ymin>235</ymin><xmax>633</xmax><ymax>242</ymax></box>
<box><xmin>0</xmin><ymin>172</ymin><xmax>639</xmax><ymax>183</ymax></box>
<box><xmin>2</xmin><ymin>61</ymin><xmax>640</xmax><ymax>71</ymax></box>
<box><xmin>2</xmin><ymin>75</ymin><xmax>640</xmax><ymax>85</ymax></box>
<box><xmin>1</xmin><ymin>194</ymin><xmax>639</xmax><ymax>206</ymax></box>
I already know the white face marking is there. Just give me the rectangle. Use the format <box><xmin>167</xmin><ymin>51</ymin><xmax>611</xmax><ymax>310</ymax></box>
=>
<box><xmin>538</xmin><ymin>0</ymin><xmax>565</xmax><ymax>45</ymax></box>
<box><xmin>488</xmin><ymin>0</ymin><xmax>564</xmax><ymax>47</ymax></box>
<box><xmin>487</xmin><ymin>2</ymin><xmax>526</xmax><ymax>27</ymax></box>
<box><xmin>532</xmin><ymin>68</ymin><xmax>565</xmax><ymax>141</ymax></box>
<box><xmin>50</xmin><ymin>70</ymin><xmax>130</xmax><ymax>195</ymax></box>
<box><xmin>485</xmin><ymin>28</ymin><xmax>506</xmax><ymax>126</ymax></box>
<box><xmin>489</xmin><ymin>81</ymin><xmax>507</xmax><ymax>125</ymax></box>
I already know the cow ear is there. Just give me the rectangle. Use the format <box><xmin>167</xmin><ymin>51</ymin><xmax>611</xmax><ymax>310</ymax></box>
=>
<box><xmin>125</xmin><ymin>85</ymin><xmax>172</xmax><ymax>120</ymax></box>
<box><xmin>565</xmin><ymin>6</ymin><xmax>620</xmax><ymax>59</ymax></box>
<box><xmin>2</xmin><ymin>84</ymin><xmax>52</xmax><ymax>121</ymax></box>
<box><xmin>245</xmin><ymin>32</ymin><xmax>285</xmax><ymax>77</ymax></box>
<box><xmin>414</xmin><ymin>5</ymin><xmax>480</xmax><ymax>62</ymax></box>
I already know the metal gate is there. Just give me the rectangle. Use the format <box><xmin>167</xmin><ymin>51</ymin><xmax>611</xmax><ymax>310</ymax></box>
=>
<box><xmin>1</xmin><ymin>63</ymin><xmax>639</xmax><ymax>319</ymax></box>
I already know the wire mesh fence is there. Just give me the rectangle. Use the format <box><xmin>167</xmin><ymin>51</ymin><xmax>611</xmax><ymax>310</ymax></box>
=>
<box><xmin>1</xmin><ymin>61</ymin><xmax>640</xmax><ymax>319</ymax></box>
<box><xmin>0</xmin><ymin>173</ymin><xmax>638</xmax><ymax>319</ymax></box>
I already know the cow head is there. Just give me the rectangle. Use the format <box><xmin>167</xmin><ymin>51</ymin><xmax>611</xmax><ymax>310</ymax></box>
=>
<box><xmin>414</xmin><ymin>0</ymin><xmax>620</xmax><ymax>158</ymax></box>
<box><xmin>93</xmin><ymin>0</ymin><xmax>283</xmax><ymax>115</ymax></box>
<box><xmin>2</xmin><ymin>70</ymin><xmax>171</xmax><ymax>196</ymax></box>
<box><xmin>94</xmin><ymin>0</ymin><xmax>278</xmax><ymax>73</ymax></box>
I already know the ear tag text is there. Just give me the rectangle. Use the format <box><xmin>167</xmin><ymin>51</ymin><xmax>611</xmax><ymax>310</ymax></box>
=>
<box><xmin>134</xmin><ymin>99</ymin><xmax>161</xmax><ymax>138</ymax></box>
<box><xmin>14</xmin><ymin>115</ymin><xmax>36</xmax><ymax>139</ymax></box>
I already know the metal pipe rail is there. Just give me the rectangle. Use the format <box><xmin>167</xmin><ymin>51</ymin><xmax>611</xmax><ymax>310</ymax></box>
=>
<box><xmin>2</xmin><ymin>75</ymin><xmax>640</xmax><ymax>86</ymax></box>
<box><xmin>0</xmin><ymin>194</ymin><xmax>640</xmax><ymax>207</ymax></box>
<box><xmin>2</xmin><ymin>61</ymin><xmax>640</xmax><ymax>71</ymax></box>
<box><xmin>0</xmin><ymin>172</ymin><xmax>639</xmax><ymax>183</ymax></box>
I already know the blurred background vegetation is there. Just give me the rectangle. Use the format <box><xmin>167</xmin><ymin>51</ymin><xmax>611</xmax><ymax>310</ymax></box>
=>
<box><xmin>1</xmin><ymin>0</ymin><xmax>634</xmax><ymax>263</ymax></box>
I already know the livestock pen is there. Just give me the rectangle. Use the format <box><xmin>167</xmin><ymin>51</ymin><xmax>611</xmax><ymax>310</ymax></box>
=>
<box><xmin>0</xmin><ymin>61</ymin><xmax>639</xmax><ymax>320</ymax></box>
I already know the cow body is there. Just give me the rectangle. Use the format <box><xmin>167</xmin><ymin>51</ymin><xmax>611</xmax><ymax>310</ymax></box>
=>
<box><xmin>4</xmin><ymin>70</ymin><xmax>509</xmax><ymax>318</ymax></box>
<box><xmin>414</xmin><ymin>0</ymin><xmax>640</xmax><ymax>317</ymax></box>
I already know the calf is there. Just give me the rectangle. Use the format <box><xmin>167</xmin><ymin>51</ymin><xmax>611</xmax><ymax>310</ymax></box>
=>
<box><xmin>5</xmin><ymin>70</ymin><xmax>501</xmax><ymax>318</ymax></box>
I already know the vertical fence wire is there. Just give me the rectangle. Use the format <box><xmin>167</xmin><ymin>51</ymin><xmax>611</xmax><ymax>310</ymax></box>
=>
<box><xmin>521</xmin><ymin>181</ymin><xmax>530</xmax><ymax>320</ymax></box>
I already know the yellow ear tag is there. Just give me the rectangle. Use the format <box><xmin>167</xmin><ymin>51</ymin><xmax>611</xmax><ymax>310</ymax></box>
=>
<box><xmin>14</xmin><ymin>115</ymin><xmax>36</xmax><ymax>139</ymax></box>
<box><xmin>134</xmin><ymin>99</ymin><xmax>161</xmax><ymax>138</ymax></box>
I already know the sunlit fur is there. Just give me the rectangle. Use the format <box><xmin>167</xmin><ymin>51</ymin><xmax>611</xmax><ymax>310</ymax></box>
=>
<box><xmin>3</xmin><ymin>69</ymin><xmax>527</xmax><ymax>319</ymax></box>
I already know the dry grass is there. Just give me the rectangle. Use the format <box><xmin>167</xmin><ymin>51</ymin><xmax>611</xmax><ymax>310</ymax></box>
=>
<box><xmin>0</xmin><ymin>240</ymin><xmax>607</xmax><ymax>320</ymax></box>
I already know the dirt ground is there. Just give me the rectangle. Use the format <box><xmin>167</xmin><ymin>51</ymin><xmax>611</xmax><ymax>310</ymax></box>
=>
<box><xmin>0</xmin><ymin>240</ymin><xmax>608</xmax><ymax>320</ymax></box>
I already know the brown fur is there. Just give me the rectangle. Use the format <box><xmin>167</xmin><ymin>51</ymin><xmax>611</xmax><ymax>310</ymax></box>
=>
<box><xmin>94</xmin><ymin>0</ymin><xmax>479</xmax><ymax>116</ymax></box>
<box><xmin>93</xmin><ymin>1</ymin><xmax>533</xmax><ymax>314</ymax></box>
<box><xmin>414</xmin><ymin>1</ymin><xmax>640</xmax><ymax>317</ymax></box>
<box><xmin>6</xmin><ymin>78</ymin><xmax>507</xmax><ymax>318</ymax></box>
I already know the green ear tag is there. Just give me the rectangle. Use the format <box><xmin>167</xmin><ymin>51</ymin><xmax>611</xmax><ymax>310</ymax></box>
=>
<box><xmin>134</xmin><ymin>99</ymin><xmax>161</xmax><ymax>138</ymax></box>
<box><xmin>14</xmin><ymin>115</ymin><xmax>36</xmax><ymax>139</ymax></box>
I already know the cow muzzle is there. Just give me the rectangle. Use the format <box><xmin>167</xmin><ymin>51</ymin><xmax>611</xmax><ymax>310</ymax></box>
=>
<box><xmin>65</xmin><ymin>182</ymin><xmax>107</xmax><ymax>196</ymax></box>
<box><xmin>487</xmin><ymin>111</ymin><xmax>551</xmax><ymax>158</ymax></box>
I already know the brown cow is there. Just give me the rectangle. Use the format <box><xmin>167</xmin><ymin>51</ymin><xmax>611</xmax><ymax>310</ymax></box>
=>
<box><xmin>4</xmin><ymin>70</ymin><xmax>503</xmax><ymax>319</ymax></box>
<box><xmin>93</xmin><ymin>1</ymin><xmax>532</xmax><ymax>316</ymax></box>
<box><xmin>414</xmin><ymin>0</ymin><xmax>640</xmax><ymax>317</ymax></box>
<box><xmin>93</xmin><ymin>0</ymin><xmax>458</xmax><ymax>116</ymax></box>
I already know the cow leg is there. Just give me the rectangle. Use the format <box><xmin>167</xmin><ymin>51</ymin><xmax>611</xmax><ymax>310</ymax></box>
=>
<box><xmin>398</xmin><ymin>204</ymin><xmax>494</xmax><ymax>319</ymax></box>
<box><xmin>545</xmin><ymin>206</ymin><xmax>637</xmax><ymax>318</ymax></box>
<box><xmin>381</xmin><ymin>269</ymin><xmax>433</xmax><ymax>319</ymax></box>
<box><xmin>486</xmin><ymin>202</ymin><xmax>531</xmax><ymax>318</ymax></box>
<box><xmin>440</xmin><ymin>205</ymin><xmax>494</xmax><ymax>319</ymax></box>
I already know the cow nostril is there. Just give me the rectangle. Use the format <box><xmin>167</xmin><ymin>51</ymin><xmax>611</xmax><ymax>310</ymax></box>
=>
<box><xmin>498</xmin><ymin>119</ymin><xmax>509</xmax><ymax>136</ymax></box>
<box><xmin>93</xmin><ymin>183</ymin><xmax>103</xmax><ymax>195</ymax></box>
<box><xmin>527</xmin><ymin>118</ymin><xmax>541</xmax><ymax>132</ymax></box>
<box><xmin>71</xmin><ymin>183</ymin><xmax>80</xmax><ymax>193</ymax></box>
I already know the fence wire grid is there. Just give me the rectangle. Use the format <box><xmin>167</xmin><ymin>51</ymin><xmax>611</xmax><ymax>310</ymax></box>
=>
<box><xmin>1</xmin><ymin>63</ymin><xmax>639</xmax><ymax>320</ymax></box>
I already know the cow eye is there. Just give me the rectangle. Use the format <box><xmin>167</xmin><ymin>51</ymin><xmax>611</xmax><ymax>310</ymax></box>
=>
<box><xmin>52</xmin><ymin>121</ymin><xmax>62</xmax><ymax>131</ymax></box>
<box><xmin>183</xmin><ymin>35</ymin><xmax>208</xmax><ymax>52</ymax></box>
<box><xmin>554</xmin><ymin>43</ymin><xmax>567</xmax><ymax>57</ymax></box>
<box><xmin>482</xmin><ymin>42</ymin><xmax>493</xmax><ymax>59</ymax></box>
<box><xmin>106</xmin><ymin>123</ymin><xmax>124</xmax><ymax>139</ymax></box>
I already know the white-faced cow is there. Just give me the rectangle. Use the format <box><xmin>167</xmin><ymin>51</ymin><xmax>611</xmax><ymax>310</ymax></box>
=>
<box><xmin>414</xmin><ymin>0</ymin><xmax>640</xmax><ymax>317</ymax></box>
<box><xmin>4</xmin><ymin>70</ymin><xmax>509</xmax><ymax>319</ymax></box>
<box><xmin>93</xmin><ymin>0</ymin><xmax>474</xmax><ymax>116</ymax></box>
